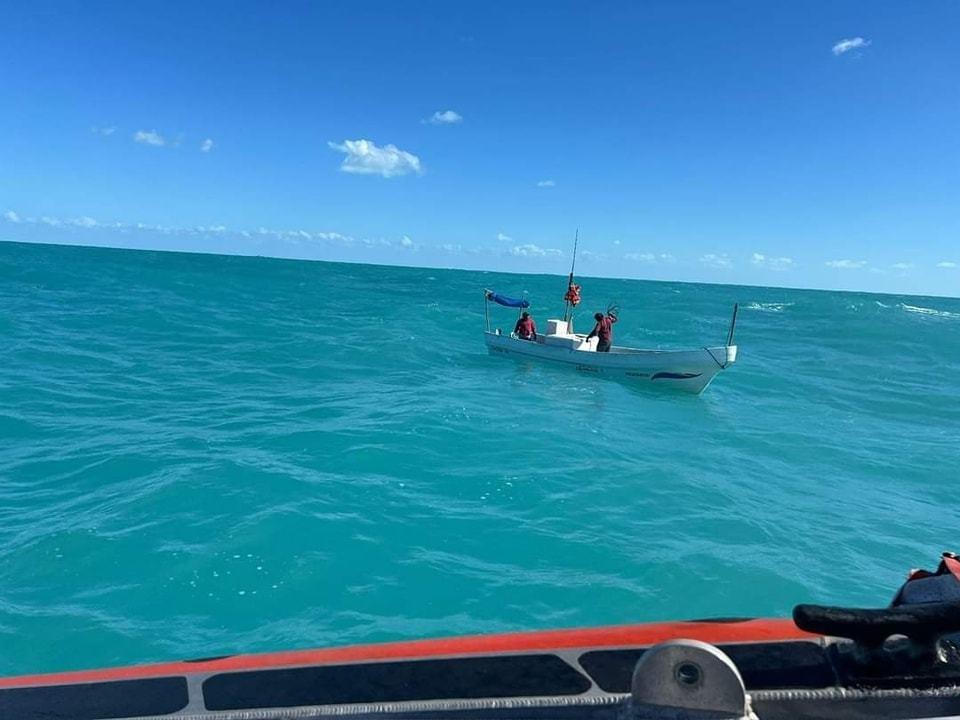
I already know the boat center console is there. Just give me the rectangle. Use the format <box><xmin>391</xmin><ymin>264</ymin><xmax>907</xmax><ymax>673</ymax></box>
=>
<box><xmin>542</xmin><ymin>318</ymin><xmax>595</xmax><ymax>351</ymax></box>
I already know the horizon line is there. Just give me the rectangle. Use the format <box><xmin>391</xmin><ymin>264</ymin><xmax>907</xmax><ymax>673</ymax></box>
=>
<box><xmin>2</xmin><ymin>237</ymin><xmax>958</xmax><ymax>302</ymax></box>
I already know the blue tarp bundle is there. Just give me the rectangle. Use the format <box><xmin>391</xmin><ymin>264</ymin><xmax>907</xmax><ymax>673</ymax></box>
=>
<box><xmin>486</xmin><ymin>291</ymin><xmax>530</xmax><ymax>308</ymax></box>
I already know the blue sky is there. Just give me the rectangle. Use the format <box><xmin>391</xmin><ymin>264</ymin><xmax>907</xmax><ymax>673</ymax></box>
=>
<box><xmin>2</xmin><ymin>0</ymin><xmax>958</xmax><ymax>296</ymax></box>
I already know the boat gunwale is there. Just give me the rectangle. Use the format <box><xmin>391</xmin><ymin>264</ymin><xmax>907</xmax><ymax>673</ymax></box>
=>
<box><xmin>0</xmin><ymin>619</ymin><xmax>807</xmax><ymax>689</ymax></box>
<box><xmin>484</xmin><ymin>331</ymin><xmax>734</xmax><ymax>359</ymax></box>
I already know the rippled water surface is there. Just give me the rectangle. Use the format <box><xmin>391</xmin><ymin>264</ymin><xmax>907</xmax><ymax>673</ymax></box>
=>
<box><xmin>1</xmin><ymin>241</ymin><xmax>958</xmax><ymax>675</ymax></box>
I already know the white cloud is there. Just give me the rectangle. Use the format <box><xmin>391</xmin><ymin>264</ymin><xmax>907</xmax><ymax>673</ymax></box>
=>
<box><xmin>580</xmin><ymin>250</ymin><xmax>606</xmax><ymax>261</ymax></box>
<box><xmin>425</xmin><ymin>110</ymin><xmax>463</xmax><ymax>125</ymax></box>
<box><xmin>200</xmin><ymin>138</ymin><xmax>214</xmax><ymax>153</ymax></box>
<box><xmin>400</xmin><ymin>235</ymin><xmax>414</xmax><ymax>248</ymax></box>
<box><xmin>700</xmin><ymin>253</ymin><xmax>732</xmax><ymax>269</ymax></box>
<box><xmin>624</xmin><ymin>251</ymin><xmax>674</xmax><ymax>263</ymax></box>
<box><xmin>496</xmin><ymin>232</ymin><xmax>512</xmax><ymax>242</ymax></box>
<box><xmin>536</xmin><ymin>179</ymin><xmax>556</xmax><ymax>187</ymax></box>
<box><xmin>891</xmin><ymin>262</ymin><xmax>913</xmax><ymax>270</ymax></box>
<box><xmin>825</xmin><ymin>259</ymin><xmax>867</xmax><ymax>269</ymax></box>
<box><xmin>440</xmin><ymin>243</ymin><xmax>462</xmax><ymax>253</ymax></box>
<box><xmin>1</xmin><ymin>213</ymin><xmax>372</xmax><ymax>247</ymax></box>
<box><xmin>134</xmin><ymin>130</ymin><xmax>167</xmax><ymax>146</ymax></box>
<box><xmin>328</xmin><ymin>139</ymin><xmax>422</xmax><ymax>178</ymax></box>
<box><xmin>751</xmin><ymin>252</ymin><xmax>794</xmax><ymax>271</ymax></box>
<box><xmin>510</xmin><ymin>243</ymin><xmax>562</xmax><ymax>258</ymax></box>
<box><xmin>832</xmin><ymin>37</ymin><xmax>870</xmax><ymax>56</ymax></box>
<box><xmin>316</xmin><ymin>231</ymin><xmax>352</xmax><ymax>243</ymax></box>
<box><xmin>92</xmin><ymin>126</ymin><xmax>116</xmax><ymax>136</ymax></box>
<box><xmin>937</xmin><ymin>261</ymin><xmax>957</xmax><ymax>269</ymax></box>
<box><xmin>612</xmin><ymin>239</ymin><xmax>620</xmax><ymax>246</ymax></box>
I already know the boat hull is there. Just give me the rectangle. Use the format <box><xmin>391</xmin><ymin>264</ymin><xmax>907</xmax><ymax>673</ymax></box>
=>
<box><xmin>484</xmin><ymin>332</ymin><xmax>737</xmax><ymax>394</ymax></box>
<box><xmin>4</xmin><ymin>616</ymin><xmax>957</xmax><ymax>720</ymax></box>
<box><xmin>0</xmin><ymin>619</ymin><xmax>813</xmax><ymax>720</ymax></box>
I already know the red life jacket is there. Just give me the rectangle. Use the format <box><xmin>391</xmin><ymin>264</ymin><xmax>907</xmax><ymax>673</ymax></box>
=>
<box><xmin>514</xmin><ymin>317</ymin><xmax>536</xmax><ymax>339</ymax></box>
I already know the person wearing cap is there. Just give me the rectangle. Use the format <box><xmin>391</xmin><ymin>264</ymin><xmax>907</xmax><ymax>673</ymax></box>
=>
<box><xmin>513</xmin><ymin>311</ymin><xmax>537</xmax><ymax>340</ymax></box>
<box><xmin>586</xmin><ymin>311</ymin><xmax>616</xmax><ymax>352</ymax></box>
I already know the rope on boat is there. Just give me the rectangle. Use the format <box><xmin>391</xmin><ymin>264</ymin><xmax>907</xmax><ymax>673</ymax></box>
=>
<box><xmin>703</xmin><ymin>347</ymin><xmax>728</xmax><ymax>370</ymax></box>
<box><xmin>703</xmin><ymin>303</ymin><xmax>739</xmax><ymax>369</ymax></box>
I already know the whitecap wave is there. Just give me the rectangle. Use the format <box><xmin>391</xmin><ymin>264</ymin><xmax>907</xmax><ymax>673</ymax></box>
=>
<box><xmin>900</xmin><ymin>303</ymin><xmax>960</xmax><ymax>319</ymax></box>
<box><xmin>745</xmin><ymin>302</ymin><xmax>793</xmax><ymax>313</ymax></box>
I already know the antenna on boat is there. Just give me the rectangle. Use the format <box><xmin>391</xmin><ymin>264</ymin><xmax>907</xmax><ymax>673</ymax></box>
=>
<box><xmin>570</xmin><ymin>228</ymin><xmax>579</xmax><ymax>279</ymax></box>
<box><xmin>563</xmin><ymin>229</ymin><xmax>579</xmax><ymax>324</ymax></box>
<box><xmin>725</xmin><ymin>303</ymin><xmax>739</xmax><ymax>347</ymax></box>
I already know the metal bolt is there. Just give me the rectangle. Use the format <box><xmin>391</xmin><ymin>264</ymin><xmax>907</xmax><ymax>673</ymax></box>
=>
<box><xmin>675</xmin><ymin>661</ymin><xmax>702</xmax><ymax>688</ymax></box>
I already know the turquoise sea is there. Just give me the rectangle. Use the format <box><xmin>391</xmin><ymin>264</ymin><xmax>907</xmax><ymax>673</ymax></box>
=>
<box><xmin>1</xmin><ymin>240</ymin><xmax>958</xmax><ymax>676</ymax></box>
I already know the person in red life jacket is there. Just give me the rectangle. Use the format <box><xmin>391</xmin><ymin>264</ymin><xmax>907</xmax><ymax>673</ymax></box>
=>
<box><xmin>513</xmin><ymin>311</ymin><xmax>537</xmax><ymax>340</ymax></box>
<box><xmin>587</xmin><ymin>311</ymin><xmax>617</xmax><ymax>352</ymax></box>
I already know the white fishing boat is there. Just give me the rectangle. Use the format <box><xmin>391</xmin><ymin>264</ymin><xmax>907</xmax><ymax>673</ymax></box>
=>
<box><xmin>482</xmin><ymin>236</ymin><xmax>738</xmax><ymax>394</ymax></box>
<box><xmin>484</xmin><ymin>311</ymin><xmax>737</xmax><ymax>394</ymax></box>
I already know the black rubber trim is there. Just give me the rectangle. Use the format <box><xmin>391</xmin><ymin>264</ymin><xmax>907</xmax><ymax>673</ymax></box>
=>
<box><xmin>579</xmin><ymin>641</ymin><xmax>834</xmax><ymax>692</ymax></box>
<box><xmin>203</xmin><ymin>654</ymin><xmax>591</xmax><ymax>710</ymax></box>
<box><xmin>0</xmin><ymin>676</ymin><xmax>189</xmax><ymax>720</ymax></box>
<box><xmin>794</xmin><ymin>602</ymin><xmax>960</xmax><ymax>645</ymax></box>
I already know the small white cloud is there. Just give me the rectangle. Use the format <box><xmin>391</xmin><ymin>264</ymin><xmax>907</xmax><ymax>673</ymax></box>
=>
<box><xmin>700</xmin><ymin>253</ymin><xmax>732</xmax><ymax>269</ymax></box>
<box><xmin>92</xmin><ymin>126</ymin><xmax>117</xmax><ymax>136</ymax></box>
<box><xmin>826</xmin><ymin>259</ymin><xmax>867</xmax><ymax>269</ymax></box>
<box><xmin>194</xmin><ymin>224</ymin><xmax>228</xmax><ymax>234</ymax></box>
<box><xmin>40</xmin><ymin>216</ymin><xmax>62</xmax><ymax>226</ymax></box>
<box><xmin>68</xmin><ymin>216</ymin><xmax>98</xmax><ymax>228</ymax></box>
<box><xmin>612</xmin><ymin>239</ymin><xmax>620</xmax><ymax>246</ymax></box>
<box><xmin>440</xmin><ymin>243</ymin><xmax>462</xmax><ymax>253</ymax></box>
<box><xmin>328</xmin><ymin>139</ymin><xmax>422</xmax><ymax>178</ymax></box>
<box><xmin>891</xmin><ymin>262</ymin><xmax>913</xmax><ymax>270</ymax></box>
<box><xmin>400</xmin><ymin>235</ymin><xmax>414</xmax><ymax>248</ymax></box>
<box><xmin>536</xmin><ymin>179</ymin><xmax>556</xmax><ymax>187</ymax></box>
<box><xmin>937</xmin><ymin>261</ymin><xmax>957</xmax><ymax>268</ymax></box>
<box><xmin>3</xmin><ymin>210</ymin><xmax>20</xmax><ymax>223</ymax></box>
<box><xmin>200</xmin><ymin>138</ymin><xmax>214</xmax><ymax>153</ymax></box>
<box><xmin>316</xmin><ymin>231</ymin><xmax>353</xmax><ymax>243</ymax></box>
<box><xmin>425</xmin><ymin>110</ymin><xmax>463</xmax><ymax>125</ymax></box>
<box><xmin>496</xmin><ymin>232</ymin><xmax>512</xmax><ymax>242</ymax></box>
<box><xmin>624</xmin><ymin>251</ymin><xmax>674</xmax><ymax>263</ymax></box>
<box><xmin>832</xmin><ymin>37</ymin><xmax>870</xmax><ymax>56</ymax></box>
<box><xmin>580</xmin><ymin>250</ymin><xmax>606</xmax><ymax>261</ymax></box>
<box><xmin>510</xmin><ymin>243</ymin><xmax>562</xmax><ymax>258</ymax></box>
<box><xmin>751</xmin><ymin>253</ymin><xmax>794</xmax><ymax>271</ymax></box>
<box><xmin>134</xmin><ymin>130</ymin><xmax>166</xmax><ymax>146</ymax></box>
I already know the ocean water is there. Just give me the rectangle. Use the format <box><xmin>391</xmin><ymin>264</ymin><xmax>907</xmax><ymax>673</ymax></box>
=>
<box><xmin>1</xmin><ymin>240</ymin><xmax>958</xmax><ymax>676</ymax></box>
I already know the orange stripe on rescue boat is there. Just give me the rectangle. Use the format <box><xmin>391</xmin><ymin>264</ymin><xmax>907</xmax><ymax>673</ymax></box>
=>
<box><xmin>0</xmin><ymin>618</ymin><xmax>815</xmax><ymax>689</ymax></box>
